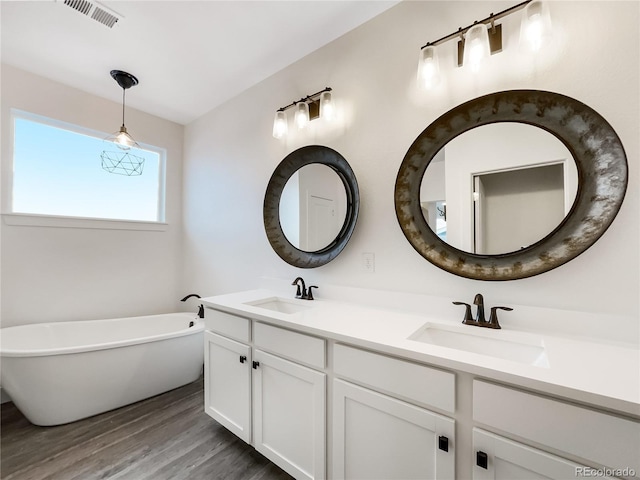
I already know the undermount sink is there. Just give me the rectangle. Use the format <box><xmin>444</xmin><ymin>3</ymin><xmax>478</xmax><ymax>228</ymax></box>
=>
<box><xmin>408</xmin><ymin>323</ymin><xmax>549</xmax><ymax>367</ymax></box>
<box><xmin>244</xmin><ymin>297</ymin><xmax>312</xmax><ymax>315</ymax></box>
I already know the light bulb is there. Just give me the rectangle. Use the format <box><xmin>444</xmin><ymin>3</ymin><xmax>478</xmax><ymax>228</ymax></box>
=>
<box><xmin>417</xmin><ymin>45</ymin><xmax>441</xmax><ymax>89</ymax></box>
<box><xmin>114</xmin><ymin>126</ymin><xmax>135</xmax><ymax>150</ymax></box>
<box><xmin>463</xmin><ymin>24</ymin><xmax>490</xmax><ymax>72</ymax></box>
<box><xmin>295</xmin><ymin>102</ymin><xmax>309</xmax><ymax>129</ymax></box>
<box><xmin>520</xmin><ymin>1</ymin><xmax>552</xmax><ymax>52</ymax></box>
<box><xmin>320</xmin><ymin>91</ymin><xmax>335</xmax><ymax>121</ymax></box>
<box><xmin>272</xmin><ymin>110</ymin><xmax>288</xmax><ymax>139</ymax></box>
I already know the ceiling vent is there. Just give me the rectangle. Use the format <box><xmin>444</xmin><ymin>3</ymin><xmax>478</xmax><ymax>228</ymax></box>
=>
<box><xmin>59</xmin><ymin>0</ymin><xmax>122</xmax><ymax>28</ymax></box>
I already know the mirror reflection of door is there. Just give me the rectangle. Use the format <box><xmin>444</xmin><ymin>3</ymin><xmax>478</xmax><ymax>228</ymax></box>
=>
<box><xmin>420</xmin><ymin>123</ymin><xmax>578</xmax><ymax>254</ymax></box>
<box><xmin>473</xmin><ymin>176</ymin><xmax>485</xmax><ymax>254</ymax></box>
<box><xmin>305</xmin><ymin>194</ymin><xmax>338</xmax><ymax>251</ymax></box>
<box><xmin>280</xmin><ymin>164</ymin><xmax>347</xmax><ymax>252</ymax></box>
<box><xmin>473</xmin><ymin>163</ymin><xmax>565</xmax><ymax>254</ymax></box>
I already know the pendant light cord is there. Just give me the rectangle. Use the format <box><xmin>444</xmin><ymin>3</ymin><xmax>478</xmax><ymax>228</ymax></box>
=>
<box><xmin>122</xmin><ymin>88</ymin><xmax>126</xmax><ymax>127</ymax></box>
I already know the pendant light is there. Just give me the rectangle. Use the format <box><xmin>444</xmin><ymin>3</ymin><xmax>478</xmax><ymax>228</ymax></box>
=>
<box><xmin>101</xmin><ymin>70</ymin><xmax>145</xmax><ymax>176</ymax></box>
<box><xmin>106</xmin><ymin>70</ymin><xmax>139</xmax><ymax>150</ymax></box>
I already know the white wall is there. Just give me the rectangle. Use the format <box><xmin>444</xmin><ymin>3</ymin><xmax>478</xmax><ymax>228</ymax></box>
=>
<box><xmin>0</xmin><ymin>65</ymin><xmax>185</xmax><ymax>326</ymax></box>
<box><xmin>185</xmin><ymin>0</ymin><xmax>638</xmax><ymax>319</ymax></box>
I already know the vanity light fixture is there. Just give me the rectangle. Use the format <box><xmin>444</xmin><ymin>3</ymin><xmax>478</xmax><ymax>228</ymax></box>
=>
<box><xmin>319</xmin><ymin>90</ymin><xmax>335</xmax><ymax>122</ymax></box>
<box><xmin>520</xmin><ymin>0</ymin><xmax>552</xmax><ymax>52</ymax></box>
<box><xmin>272</xmin><ymin>110</ymin><xmax>288</xmax><ymax>139</ymax></box>
<box><xmin>295</xmin><ymin>101</ymin><xmax>310</xmax><ymax>130</ymax></box>
<box><xmin>417</xmin><ymin>45</ymin><xmax>441</xmax><ymax>89</ymax></box>
<box><xmin>272</xmin><ymin>87</ymin><xmax>333</xmax><ymax>139</ymax></box>
<box><xmin>463</xmin><ymin>23</ymin><xmax>492</xmax><ymax>72</ymax></box>
<box><xmin>417</xmin><ymin>0</ymin><xmax>551</xmax><ymax>89</ymax></box>
<box><xmin>101</xmin><ymin>69</ymin><xmax>145</xmax><ymax>176</ymax></box>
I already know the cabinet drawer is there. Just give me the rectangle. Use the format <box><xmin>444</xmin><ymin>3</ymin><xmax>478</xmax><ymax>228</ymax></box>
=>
<box><xmin>473</xmin><ymin>380</ymin><xmax>640</xmax><ymax>474</ymax></box>
<box><xmin>334</xmin><ymin>344</ymin><xmax>455</xmax><ymax>413</ymax></box>
<box><xmin>204</xmin><ymin>308</ymin><xmax>250</xmax><ymax>343</ymax></box>
<box><xmin>254</xmin><ymin>322</ymin><xmax>325</xmax><ymax>369</ymax></box>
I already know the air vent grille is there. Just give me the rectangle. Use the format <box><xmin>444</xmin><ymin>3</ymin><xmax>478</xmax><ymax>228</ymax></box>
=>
<box><xmin>60</xmin><ymin>0</ymin><xmax>122</xmax><ymax>28</ymax></box>
<box><xmin>91</xmin><ymin>6</ymin><xmax>118</xmax><ymax>28</ymax></box>
<box><xmin>64</xmin><ymin>0</ymin><xmax>92</xmax><ymax>15</ymax></box>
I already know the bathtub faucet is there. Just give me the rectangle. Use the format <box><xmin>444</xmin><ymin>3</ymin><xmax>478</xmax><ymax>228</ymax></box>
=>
<box><xmin>180</xmin><ymin>294</ymin><xmax>201</xmax><ymax>301</ymax></box>
<box><xmin>180</xmin><ymin>294</ymin><xmax>204</xmax><ymax>319</ymax></box>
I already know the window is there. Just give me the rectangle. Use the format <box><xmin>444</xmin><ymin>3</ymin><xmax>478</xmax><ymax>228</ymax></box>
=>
<box><xmin>9</xmin><ymin>111</ymin><xmax>165</xmax><ymax>224</ymax></box>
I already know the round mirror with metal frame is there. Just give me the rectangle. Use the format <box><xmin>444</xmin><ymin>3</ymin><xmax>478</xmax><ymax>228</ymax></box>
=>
<box><xmin>264</xmin><ymin>145</ymin><xmax>359</xmax><ymax>268</ymax></box>
<box><xmin>395</xmin><ymin>90</ymin><xmax>628</xmax><ymax>281</ymax></box>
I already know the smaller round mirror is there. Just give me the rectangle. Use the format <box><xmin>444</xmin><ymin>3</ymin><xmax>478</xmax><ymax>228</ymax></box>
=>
<box><xmin>280</xmin><ymin>164</ymin><xmax>348</xmax><ymax>252</ymax></box>
<box><xmin>264</xmin><ymin>145</ymin><xmax>359</xmax><ymax>268</ymax></box>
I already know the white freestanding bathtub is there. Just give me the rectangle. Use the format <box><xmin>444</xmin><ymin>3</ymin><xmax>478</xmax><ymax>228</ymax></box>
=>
<box><xmin>0</xmin><ymin>312</ymin><xmax>204</xmax><ymax>426</ymax></box>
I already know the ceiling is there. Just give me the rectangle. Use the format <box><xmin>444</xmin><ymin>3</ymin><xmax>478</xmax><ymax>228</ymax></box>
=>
<box><xmin>1</xmin><ymin>0</ymin><xmax>398</xmax><ymax>125</ymax></box>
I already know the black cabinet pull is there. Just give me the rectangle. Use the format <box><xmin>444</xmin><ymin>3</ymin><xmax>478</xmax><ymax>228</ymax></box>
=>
<box><xmin>239</xmin><ymin>355</ymin><xmax>247</xmax><ymax>364</ymax></box>
<box><xmin>252</xmin><ymin>361</ymin><xmax>260</xmax><ymax>369</ymax></box>
<box><xmin>438</xmin><ymin>436</ymin><xmax>449</xmax><ymax>452</ymax></box>
<box><xmin>476</xmin><ymin>451</ymin><xmax>488</xmax><ymax>469</ymax></box>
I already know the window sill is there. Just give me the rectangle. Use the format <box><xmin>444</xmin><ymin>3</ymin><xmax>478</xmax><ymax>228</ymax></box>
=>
<box><xmin>2</xmin><ymin>213</ymin><xmax>168</xmax><ymax>231</ymax></box>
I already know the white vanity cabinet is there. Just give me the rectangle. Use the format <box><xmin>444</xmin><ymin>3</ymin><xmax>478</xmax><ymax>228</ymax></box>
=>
<box><xmin>202</xmin><ymin>294</ymin><xmax>640</xmax><ymax>480</ymax></box>
<box><xmin>204</xmin><ymin>308</ymin><xmax>326</xmax><ymax>480</ymax></box>
<box><xmin>472</xmin><ymin>380</ymin><xmax>640</xmax><ymax>480</ymax></box>
<box><xmin>252</xmin><ymin>322</ymin><xmax>326</xmax><ymax>480</ymax></box>
<box><xmin>332</xmin><ymin>344</ymin><xmax>456</xmax><ymax>479</ymax></box>
<box><xmin>204</xmin><ymin>331</ymin><xmax>251</xmax><ymax>442</ymax></box>
<box><xmin>252</xmin><ymin>349</ymin><xmax>325</xmax><ymax>480</ymax></box>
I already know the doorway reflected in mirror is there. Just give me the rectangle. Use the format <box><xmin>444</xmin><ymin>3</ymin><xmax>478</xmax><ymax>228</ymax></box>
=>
<box><xmin>420</xmin><ymin>123</ymin><xmax>577</xmax><ymax>255</ymax></box>
<box><xmin>280</xmin><ymin>164</ymin><xmax>348</xmax><ymax>252</ymax></box>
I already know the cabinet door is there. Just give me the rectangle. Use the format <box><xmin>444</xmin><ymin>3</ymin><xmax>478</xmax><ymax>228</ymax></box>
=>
<box><xmin>472</xmin><ymin>429</ymin><xmax>616</xmax><ymax>480</ymax></box>
<box><xmin>252</xmin><ymin>349</ymin><xmax>326</xmax><ymax>480</ymax></box>
<box><xmin>333</xmin><ymin>379</ymin><xmax>455</xmax><ymax>480</ymax></box>
<box><xmin>204</xmin><ymin>331</ymin><xmax>251</xmax><ymax>443</ymax></box>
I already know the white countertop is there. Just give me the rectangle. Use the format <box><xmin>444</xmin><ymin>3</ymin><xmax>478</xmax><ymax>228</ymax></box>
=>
<box><xmin>201</xmin><ymin>288</ymin><xmax>640</xmax><ymax>418</ymax></box>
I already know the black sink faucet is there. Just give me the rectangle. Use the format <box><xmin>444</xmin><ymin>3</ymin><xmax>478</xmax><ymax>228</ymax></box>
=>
<box><xmin>453</xmin><ymin>294</ymin><xmax>512</xmax><ymax>329</ymax></box>
<box><xmin>291</xmin><ymin>277</ymin><xmax>318</xmax><ymax>300</ymax></box>
<box><xmin>292</xmin><ymin>277</ymin><xmax>307</xmax><ymax>299</ymax></box>
<box><xmin>180</xmin><ymin>293</ymin><xmax>204</xmax><ymax>319</ymax></box>
<box><xmin>473</xmin><ymin>293</ymin><xmax>486</xmax><ymax>323</ymax></box>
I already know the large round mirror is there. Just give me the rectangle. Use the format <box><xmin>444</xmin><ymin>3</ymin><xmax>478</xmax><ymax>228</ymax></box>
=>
<box><xmin>264</xmin><ymin>145</ymin><xmax>359</xmax><ymax>268</ymax></box>
<box><xmin>421</xmin><ymin>123</ymin><xmax>578</xmax><ymax>255</ymax></box>
<box><xmin>396</xmin><ymin>90</ymin><xmax>628</xmax><ymax>281</ymax></box>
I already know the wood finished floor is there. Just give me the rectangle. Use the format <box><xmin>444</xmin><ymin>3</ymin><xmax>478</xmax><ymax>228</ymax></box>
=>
<box><xmin>0</xmin><ymin>378</ymin><xmax>293</xmax><ymax>480</ymax></box>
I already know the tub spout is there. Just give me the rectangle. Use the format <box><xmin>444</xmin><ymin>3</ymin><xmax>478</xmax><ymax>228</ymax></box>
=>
<box><xmin>181</xmin><ymin>294</ymin><xmax>204</xmax><ymax>319</ymax></box>
<box><xmin>180</xmin><ymin>293</ymin><xmax>201</xmax><ymax>302</ymax></box>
